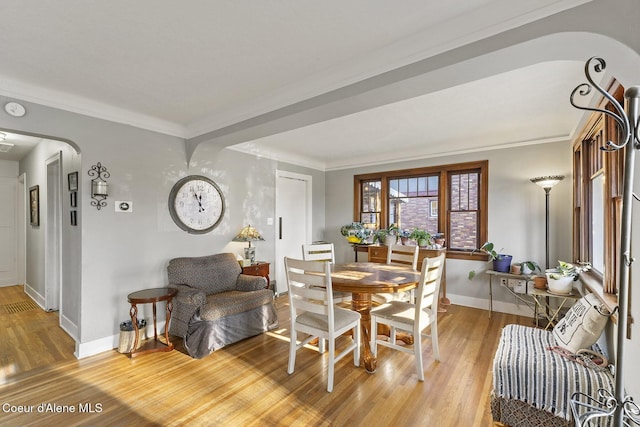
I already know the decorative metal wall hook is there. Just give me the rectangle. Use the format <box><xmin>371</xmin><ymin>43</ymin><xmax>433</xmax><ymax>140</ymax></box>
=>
<box><xmin>569</xmin><ymin>57</ymin><xmax>631</xmax><ymax>151</ymax></box>
<box><xmin>569</xmin><ymin>57</ymin><xmax>640</xmax><ymax>426</ymax></box>
<box><xmin>88</xmin><ymin>162</ymin><xmax>110</xmax><ymax>210</ymax></box>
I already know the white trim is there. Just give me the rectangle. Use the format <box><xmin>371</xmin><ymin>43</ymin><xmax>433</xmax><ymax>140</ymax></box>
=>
<box><xmin>23</xmin><ymin>282</ymin><xmax>46</xmax><ymax>309</ymax></box>
<box><xmin>45</xmin><ymin>152</ymin><xmax>62</xmax><ymax>312</ymax></box>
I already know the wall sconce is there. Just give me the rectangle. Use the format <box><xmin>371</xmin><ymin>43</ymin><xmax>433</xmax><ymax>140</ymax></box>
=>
<box><xmin>88</xmin><ymin>162</ymin><xmax>110</xmax><ymax>210</ymax></box>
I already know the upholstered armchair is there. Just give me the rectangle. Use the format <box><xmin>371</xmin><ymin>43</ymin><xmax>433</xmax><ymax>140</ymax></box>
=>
<box><xmin>167</xmin><ymin>252</ymin><xmax>278</xmax><ymax>358</ymax></box>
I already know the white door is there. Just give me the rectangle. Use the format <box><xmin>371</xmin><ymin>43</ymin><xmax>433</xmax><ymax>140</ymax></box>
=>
<box><xmin>45</xmin><ymin>153</ymin><xmax>62</xmax><ymax>311</ymax></box>
<box><xmin>0</xmin><ymin>177</ymin><xmax>18</xmax><ymax>286</ymax></box>
<box><xmin>275</xmin><ymin>171</ymin><xmax>312</xmax><ymax>295</ymax></box>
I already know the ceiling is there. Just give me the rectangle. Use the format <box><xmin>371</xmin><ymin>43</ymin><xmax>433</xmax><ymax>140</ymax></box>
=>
<box><xmin>0</xmin><ymin>0</ymin><xmax>598</xmax><ymax>170</ymax></box>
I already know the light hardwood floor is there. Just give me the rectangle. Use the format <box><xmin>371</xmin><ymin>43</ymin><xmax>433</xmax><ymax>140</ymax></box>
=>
<box><xmin>0</xmin><ymin>285</ymin><xmax>530</xmax><ymax>426</ymax></box>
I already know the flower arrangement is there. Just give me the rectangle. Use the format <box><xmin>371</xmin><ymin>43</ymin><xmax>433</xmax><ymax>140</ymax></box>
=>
<box><xmin>340</xmin><ymin>222</ymin><xmax>372</xmax><ymax>243</ymax></box>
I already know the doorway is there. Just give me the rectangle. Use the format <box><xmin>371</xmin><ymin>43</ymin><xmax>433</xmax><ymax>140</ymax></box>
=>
<box><xmin>274</xmin><ymin>170</ymin><xmax>312</xmax><ymax>295</ymax></box>
<box><xmin>45</xmin><ymin>152</ymin><xmax>62</xmax><ymax>312</ymax></box>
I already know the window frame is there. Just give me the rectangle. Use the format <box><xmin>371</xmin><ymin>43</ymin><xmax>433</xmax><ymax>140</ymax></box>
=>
<box><xmin>573</xmin><ymin>81</ymin><xmax>624</xmax><ymax>305</ymax></box>
<box><xmin>353</xmin><ymin>160</ymin><xmax>488</xmax><ymax>260</ymax></box>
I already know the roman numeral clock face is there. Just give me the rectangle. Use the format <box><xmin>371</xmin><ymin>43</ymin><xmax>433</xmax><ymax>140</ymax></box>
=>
<box><xmin>168</xmin><ymin>175</ymin><xmax>225</xmax><ymax>234</ymax></box>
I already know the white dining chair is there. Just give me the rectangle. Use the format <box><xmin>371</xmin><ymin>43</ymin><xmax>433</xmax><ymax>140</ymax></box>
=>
<box><xmin>370</xmin><ymin>253</ymin><xmax>445</xmax><ymax>381</ymax></box>
<box><xmin>373</xmin><ymin>244</ymin><xmax>420</xmax><ymax>304</ymax></box>
<box><xmin>284</xmin><ymin>257</ymin><xmax>361</xmax><ymax>392</ymax></box>
<box><xmin>301</xmin><ymin>242</ymin><xmax>335</xmax><ymax>263</ymax></box>
<box><xmin>302</xmin><ymin>242</ymin><xmax>351</xmax><ymax>303</ymax></box>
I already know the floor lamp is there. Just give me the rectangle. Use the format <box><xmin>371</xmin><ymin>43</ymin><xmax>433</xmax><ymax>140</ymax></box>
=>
<box><xmin>530</xmin><ymin>175</ymin><xmax>564</xmax><ymax>270</ymax></box>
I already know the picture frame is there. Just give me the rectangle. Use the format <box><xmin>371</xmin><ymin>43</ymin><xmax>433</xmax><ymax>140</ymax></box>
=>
<box><xmin>70</xmin><ymin>210</ymin><xmax>77</xmax><ymax>226</ymax></box>
<box><xmin>68</xmin><ymin>171</ymin><xmax>78</xmax><ymax>191</ymax></box>
<box><xmin>29</xmin><ymin>185</ymin><xmax>40</xmax><ymax>226</ymax></box>
<box><xmin>70</xmin><ymin>191</ymin><xmax>77</xmax><ymax>208</ymax></box>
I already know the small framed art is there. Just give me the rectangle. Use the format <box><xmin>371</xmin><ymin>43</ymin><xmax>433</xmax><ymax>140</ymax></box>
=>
<box><xmin>29</xmin><ymin>185</ymin><xmax>40</xmax><ymax>226</ymax></box>
<box><xmin>70</xmin><ymin>210</ymin><xmax>77</xmax><ymax>226</ymax></box>
<box><xmin>68</xmin><ymin>171</ymin><xmax>78</xmax><ymax>191</ymax></box>
<box><xmin>70</xmin><ymin>191</ymin><xmax>77</xmax><ymax>207</ymax></box>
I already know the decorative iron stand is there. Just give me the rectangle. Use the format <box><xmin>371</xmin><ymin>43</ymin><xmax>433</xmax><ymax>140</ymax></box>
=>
<box><xmin>569</xmin><ymin>57</ymin><xmax>640</xmax><ymax>426</ymax></box>
<box><xmin>88</xmin><ymin>162</ymin><xmax>110</xmax><ymax>210</ymax></box>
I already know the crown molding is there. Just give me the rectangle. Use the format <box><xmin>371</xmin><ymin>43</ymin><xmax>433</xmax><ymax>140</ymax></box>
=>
<box><xmin>0</xmin><ymin>76</ymin><xmax>187</xmax><ymax>138</ymax></box>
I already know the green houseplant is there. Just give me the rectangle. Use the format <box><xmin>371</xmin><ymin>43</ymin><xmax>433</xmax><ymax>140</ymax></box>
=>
<box><xmin>409</xmin><ymin>228</ymin><xmax>431</xmax><ymax>247</ymax></box>
<box><xmin>468</xmin><ymin>242</ymin><xmax>513</xmax><ymax>279</ymax></box>
<box><xmin>519</xmin><ymin>260</ymin><xmax>541</xmax><ymax>275</ymax></box>
<box><xmin>375</xmin><ymin>224</ymin><xmax>399</xmax><ymax>245</ymax></box>
<box><xmin>545</xmin><ymin>260</ymin><xmax>591</xmax><ymax>294</ymax></box>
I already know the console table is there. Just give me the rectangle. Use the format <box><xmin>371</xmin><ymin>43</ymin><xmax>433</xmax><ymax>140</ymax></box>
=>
<box><xmin>127</xmin><ymin>287</ymin><xmax>177</xmax><ymax>357</ymax></box>
<box><xmin>485</xmin><ymin>270</ymin><xmax>580</xmax><ymax>327</ymax></box>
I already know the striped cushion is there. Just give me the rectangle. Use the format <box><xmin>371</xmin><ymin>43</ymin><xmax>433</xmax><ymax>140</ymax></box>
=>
<box><xmin>493</xmin><ymin>324</ymin><xmax>614</xmax><ymax>421</ymax></box>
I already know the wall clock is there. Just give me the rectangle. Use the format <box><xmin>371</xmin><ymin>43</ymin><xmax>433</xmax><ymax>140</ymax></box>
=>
<box><xmin>168</xmin><ymin>175</ymin><xmax>225</xmax><ymax>234</ymax></box>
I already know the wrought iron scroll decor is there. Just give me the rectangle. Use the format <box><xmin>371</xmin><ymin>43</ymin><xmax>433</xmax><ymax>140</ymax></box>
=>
<box><xmin>88</xmin><ymin>162</ymin><xmax>110</xmax><ymax>210</ymax></box>
<box><xmin>569</xmin><ymin>57</ymin><xmax>640</xmax><ymax>426</ymax></box>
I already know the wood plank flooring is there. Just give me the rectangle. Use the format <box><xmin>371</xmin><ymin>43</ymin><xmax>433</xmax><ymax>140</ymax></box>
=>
<box><xmin>0</xmin><ymin>285</ymin><xmax>531</xmax><ymax>426</ymax></box>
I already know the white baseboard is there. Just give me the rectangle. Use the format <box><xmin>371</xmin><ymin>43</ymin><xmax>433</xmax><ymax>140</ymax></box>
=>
<box><xmin>447</xmin><ymin>293</ymin><xmax>533</xmax><ymax>317</ymax></box>
<box><xmin>76</xmin><ymin>319</ymin><xmax>163</xmax><ymax>359</ymax></box>
<box><xmin>23</xmin><ymin>283</ymin><xmax>46</xmax><ymax>309</ymax></box>
<box><xmin>59</xmin><ymin>312</ymin><xmax>78</xmax><ymax>341</ymax></box>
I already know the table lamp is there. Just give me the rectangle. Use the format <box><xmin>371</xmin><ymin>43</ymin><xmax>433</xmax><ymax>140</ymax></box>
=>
<box><xmin>232</xmin><ymin>224</ymin><xmax>264</xmax><ymax>264</ymax></box>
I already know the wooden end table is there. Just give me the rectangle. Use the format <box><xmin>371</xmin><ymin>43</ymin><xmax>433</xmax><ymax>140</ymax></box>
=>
<box><xmin>241</xmin><ymin>261</ymin><xmax>270</xmax><ymax>288</ymax></box>
<box><xmin>127</xmin><ymin>287</ymin><xmax>177</xmax><ymax>358</ymax></box>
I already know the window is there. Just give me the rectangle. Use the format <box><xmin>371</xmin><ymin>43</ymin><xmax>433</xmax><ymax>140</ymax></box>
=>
<box><xmin>353</xmin><ymin>160</ymin><xmax>488</xmax><ymax>259</ymax></box>
<box><xmin>449</xmin><ymin>171</ymin><xmax>480</xmax><ymax>251</ymax></box>
<box><xmin>573</xmin><ymin>83</ymin><xmax>624</xmax><ymax>295</ymax></box>
<box><xmin>359</xmin><ymin>179</ymin><xmax>381</xmax><ymax>230</ymax></box>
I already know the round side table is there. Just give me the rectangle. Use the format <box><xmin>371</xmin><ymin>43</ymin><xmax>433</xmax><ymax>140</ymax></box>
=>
<box><xmin>127</xmin><ymin>287</ymin><xmax>177</xmax><ymax>357</ymax></box>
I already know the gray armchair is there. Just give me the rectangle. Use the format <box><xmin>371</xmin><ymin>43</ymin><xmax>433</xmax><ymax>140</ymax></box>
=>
<box><xmin>168</xmin><ymin>252</ymin><xmax>278</xmax><ymax>358</ymax></box>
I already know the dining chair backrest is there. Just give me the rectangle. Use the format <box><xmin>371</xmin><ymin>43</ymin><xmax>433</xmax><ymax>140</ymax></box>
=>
<box><xmin>387</xmin><ymin>244</ymin><xmax>419</xmax><ymax>270</ymax></box>
<box><xmin>302</xmin><ymin>243</ymin><xmax>335</xmax><ymax>263</ymax></box>
<box><xmin>415</xmin><ymin>253</ymin><xmax>446</xmax><ymax>319</ymax></box>
<box><xmin>284</xmin><ymin>257</ymin><xmax>334</xmax><ymax>318</ymax></box>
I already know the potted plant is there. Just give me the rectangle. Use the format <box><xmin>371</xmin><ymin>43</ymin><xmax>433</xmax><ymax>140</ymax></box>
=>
<box><xmin>545</xmin><ymin>260</ymin><xmax>591</xmax><ymax>295</ymax></box>
<box><xmin>375</xmin><ymin>224</ymin><xmax>399</xmax><ymax>246</ymax></box>
<box><xmin>519</xmin><ymin>260</ymin><xmax>541</xmax><ymax>275</ymax></box>
<box><xmin>340</xmin><ymin>222</ymin><xmax>372</xmax><ymax>244</ymax></box>
<box><xmin>468</xmin><ymin>242</ymin><xmax>512</xmax><ymax>279</ymax></box>
<box><xmin>409</xmin><ymin>228</ymin><xmax>431</xmax><ymax>247</ymax></box>
<box><xmin>398</xmin><ymin>229</ymin><xmax>412</xmax><ymax>245</ymax></box>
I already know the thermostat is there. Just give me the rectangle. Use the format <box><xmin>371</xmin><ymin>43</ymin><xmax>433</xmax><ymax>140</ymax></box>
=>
<box><xmin>115</xmin><ymin>201</ymin><xmax>133</xmax><ymax>213</ymax></box>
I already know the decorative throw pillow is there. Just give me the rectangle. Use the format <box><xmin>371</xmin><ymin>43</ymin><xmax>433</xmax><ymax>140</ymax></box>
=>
<box><xmin>552</xmin><ymin>292</ymin><xmax>610</xmax><ymax>353</ymax></box>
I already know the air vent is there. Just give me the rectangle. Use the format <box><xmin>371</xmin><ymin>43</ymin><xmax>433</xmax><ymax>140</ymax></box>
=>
<box><xmin>0</xmin><ymin>142</ymin><xmax>14</xmax><ymax>152</ymax></box>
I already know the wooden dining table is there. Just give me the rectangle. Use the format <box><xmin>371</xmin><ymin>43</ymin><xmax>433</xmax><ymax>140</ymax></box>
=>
<box><xmin>330</xmin><ymin>262</ymin><xmax>420</xmax><ymax>373</ymax></box>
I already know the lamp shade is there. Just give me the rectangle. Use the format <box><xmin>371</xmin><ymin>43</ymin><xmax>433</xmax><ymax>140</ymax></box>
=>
<box><xmin>232</xmin><ymin>225</ymin><xmax>264</xmax><ymax>245</ymax></box>
<box><xmin>530</xmin><ymin>175</ymin><xmax>565</xmax><ymax>190</ymax></box>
